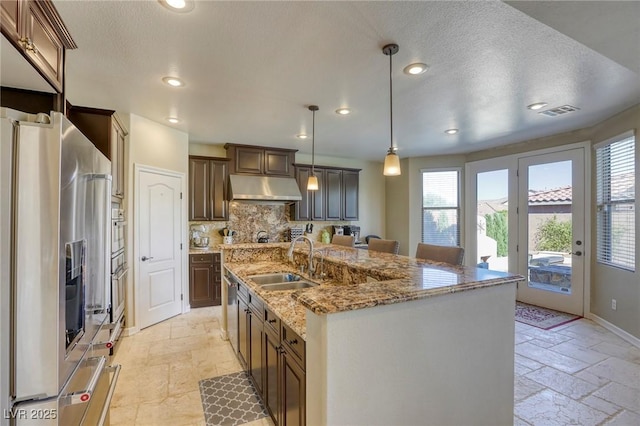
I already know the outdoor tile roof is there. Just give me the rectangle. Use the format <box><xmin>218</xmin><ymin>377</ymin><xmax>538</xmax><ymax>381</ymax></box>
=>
<box><xmin>528</xmin><ymin>186</ymin><xmax>572</xmax><ymax>204</ymax></box>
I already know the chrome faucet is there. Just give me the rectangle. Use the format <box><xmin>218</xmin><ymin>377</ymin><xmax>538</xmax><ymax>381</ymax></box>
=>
<box><xmin>287</xmin><ymin>235</ymin><xmax>315</xmax><ymax>274</ymax></box>
<box><xmin>311</xmin><ymin>248</ymin><xmax>325</xmax><ymax>279</ymax></box>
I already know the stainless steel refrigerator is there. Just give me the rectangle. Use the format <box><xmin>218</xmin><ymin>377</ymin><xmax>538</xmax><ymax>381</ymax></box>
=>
<box><xmin>1</xmin><ymin>108</ymin><xmax>120</xmax><ymax>425</ymax></box>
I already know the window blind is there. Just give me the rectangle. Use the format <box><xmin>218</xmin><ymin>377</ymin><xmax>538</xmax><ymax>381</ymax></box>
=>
<box><xmin>422</xmin><ymin>170</ymin><xmax>460</xmax><ymax>246</ymax></box>
<box><xmin>595</xmin><ymin>134</ymin><xmax>635</xmax><ymax>271</ymax></box>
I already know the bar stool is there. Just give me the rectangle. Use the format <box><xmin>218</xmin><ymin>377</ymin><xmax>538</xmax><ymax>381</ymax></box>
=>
<box><xmin>332</xmin><ymin>235</ymin><xmax>355</xmax><ymax>247</ymax></box>
<box><xmin>367</xmin><ymin>238</ymin><xmax>399</xmax><ymax>254</ymax></box>
<box><xmin>415</xmin><ymin>243</ymin><xmax>465</xmax><ymax>265</ymax></box>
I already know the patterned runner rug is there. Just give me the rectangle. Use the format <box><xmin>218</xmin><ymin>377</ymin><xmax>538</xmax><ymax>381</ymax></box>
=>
<box><xmin>199</xmin><ymin>371</ymin><xmax>268</xmax><ymax>426</ymax></box>
<box><xmin>515</xmin><ymin>302</ymin><xmax>581</xmax><ymax>330</ymax></box>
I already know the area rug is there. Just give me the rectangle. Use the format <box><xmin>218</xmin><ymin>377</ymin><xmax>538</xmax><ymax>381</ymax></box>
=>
<box><xmin>199</xmin><ymin>371</ymin><xmax>268</xmax><ymax>426</ymax></box>
<box><xmin>515</xmin><ymin>302</ymin><xmax>581</xmax><ymax>330</ymax></box>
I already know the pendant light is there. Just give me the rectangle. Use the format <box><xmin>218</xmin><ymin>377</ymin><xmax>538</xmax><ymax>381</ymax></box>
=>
<box><xmin>307</xmin><ymin>105</ymin><xmax>319</xmax><ymax>191</ymax></box>
<box><xmin>382</xmin><ymin>43</ymin><xmax>401</xmax><ymax>176</ymax></box>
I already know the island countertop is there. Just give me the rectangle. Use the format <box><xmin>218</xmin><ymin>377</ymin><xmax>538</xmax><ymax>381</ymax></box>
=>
<box><xmin>222</xmin><ymin>243</ymin><xmax>523</xmax><ymax>339</ymax></box>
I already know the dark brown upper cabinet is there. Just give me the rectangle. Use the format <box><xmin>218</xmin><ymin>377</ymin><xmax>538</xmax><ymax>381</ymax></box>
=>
<box><xmin>225</xmin><ymin>144</ymin><xmax>296</xmax><ymax>177</ymax></box>
<box><xmin>291</xmin><ymin>164</ymin><xmax>360</xmax><ymax>221</ymax></box>
<box><xmin>342</xmin><ymin>169</ymin><xmax>359</xmax><ymax>221</ymax></box>
<box><xmin>67</xmin><ymin>105</ymin><xmax>128</xmax><ymax>200</ymax></box>
<box><xmin>189</xmin><ymin>156</ymin><xmax>230</xmax><ymax>221</ymax></box>
<box><xmin>1</xmin><ymin>0</ymin><xmax>76</xmax><ymax>97</ymax></box>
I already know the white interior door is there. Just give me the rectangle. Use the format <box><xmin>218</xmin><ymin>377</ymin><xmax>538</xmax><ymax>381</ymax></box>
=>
<box><xmin>136</xmin><ymin>166</ymin><xmax>183</xmax><ymax>329</ymax></box>
<box><xmin>517</xmin><ymin>148</ymin><xmax>586</xmax><ymax>316</ymax></box>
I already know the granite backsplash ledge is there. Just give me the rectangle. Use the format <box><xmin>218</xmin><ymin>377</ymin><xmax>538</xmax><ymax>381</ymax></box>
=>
<box><xmin>189</xmin><ymin>201</ymin><xmax>352</xmax><ymax>245</ymax></box>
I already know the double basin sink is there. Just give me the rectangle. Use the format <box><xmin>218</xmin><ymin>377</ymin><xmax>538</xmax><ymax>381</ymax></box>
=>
<box><xmin>248</xmin><ymin>272</ymin><xmax>318</xmax><ymax>291</ymax></box>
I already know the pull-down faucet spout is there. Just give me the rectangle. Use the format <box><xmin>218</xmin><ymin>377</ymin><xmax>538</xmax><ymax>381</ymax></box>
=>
<box><xmin>287</xmin><ymin>235</ymin><xmax>315</xmax><ymax>273</ymax></box>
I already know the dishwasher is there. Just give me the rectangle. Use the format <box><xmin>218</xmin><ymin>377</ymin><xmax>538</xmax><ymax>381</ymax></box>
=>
<box><xmin>224</xmin><ymin>268</ymin><xmax>238</xmax><ymax>354</ymax></box>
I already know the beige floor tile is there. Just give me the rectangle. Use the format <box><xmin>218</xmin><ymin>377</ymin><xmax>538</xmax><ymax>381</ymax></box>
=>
<box><xmin>135</xmin><ymin>390</ymin><xmax>205</xmax><ymax>425</ymax></box>
<box><xmin>525</xmin><ymin>366</ymin><xmax>599</xmax><ymax>399</ymax></box>
<box><xmin>515</xmin><ymin>389</ymin><xmax>608</xmax><ymax>426</ymax></box>
<box><xmin>513</xmin><ymin>415</ymin><xmax>532</xmax><ymax>426</ymax></box>
<box><xmin>110</xmin><ymin>405</ymin><xmax>138</xmax><ymax>426</ymax></box>
<box><xmin>581</xmin><ymin>395</ymin><xmax>622</xmax><ymax>416</ymax></box>
<box><xmin>604</xmin><ymin>410</ymin><xmax>640</xmax><ymax>425</ymax></box>
<box><xmin>516</xmin><ymin>342</ymin><xmax>590</xmax><ymax>374</ymax></box>
<box><xmin>169</xmin><ymin>362</ymin><xmax>201</xmax><ymax>396</ymax></box>
<box><xmin>171</xmin><ymin>323</ymin><xmax>207</xmax><ymax>339</ymax></box>
<box><xmin>514</xmin><ymin>376</ymin><xmax>545</xmax><ymax>402</ymax></box>
<box><xmin>549</xmin><ymin>341</ymin><xmax>611</xmax><ymax>365</ymax></box>
<box><xmin>111</xmin><ymin>364</ymin><xmax>169</xmax><ymax>407</ymax></box>
<box><xmin>515</xmin><ymin>353</ymin><xmax>545</xmax><ymax>371</ymax></box>
<box><xmin>591</xmin><ymin>341</ymin><xmax>640</xmax><ymax>364</ymax></box>
<box><xmin>215</xmin><ymin>359</ymin><xmax>243</xmax><ymax>376</ymax></box>
<box><xmin>575</xmin><ymin>370</ymin><xmax>612</xmax><ymax>387</ymax></box>
<box><xmin>583</xmin><ymin>357</ymin><xmax>640</xmax><ymax>391</ymax></box>
<box><xmin>515</xmin><ymin>362</ymin><xmax>534</xmax><ymax>376</ymax></box>
<box><xmin>593</xmin><ymin>382</ymin><xmax>640</xmax><ymax>414</ymax></box>
<box><xmin>146</xmin><ymin>347</ymin><xmax>194</xmax><ymax>367</ymax></box>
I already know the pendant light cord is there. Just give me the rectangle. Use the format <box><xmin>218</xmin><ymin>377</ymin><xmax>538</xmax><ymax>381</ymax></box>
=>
<box><xmin>389</xmin><ymin>48</ymin><xmax>393</xmax><ymax>152</ymax></box>
<box><xmin>312</xmin><ymin>108</ymin><xmax>315</xmax><ymax>174</ymax></box>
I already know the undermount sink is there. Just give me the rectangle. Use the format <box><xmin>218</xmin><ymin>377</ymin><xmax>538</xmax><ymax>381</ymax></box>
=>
<box><xmin>247</xmin><ymin>273</ymin><xmax>318</xmax><ymax>291</ymax></box>
<box><xmin>248</xmin><ymin>273</ymin><xmax>303</xmax><ymax>285</ymax></box>
<box><xmin>260</xmin><ymin>281</ymin><xmax>318</xmax><ymax>291</ymax></box>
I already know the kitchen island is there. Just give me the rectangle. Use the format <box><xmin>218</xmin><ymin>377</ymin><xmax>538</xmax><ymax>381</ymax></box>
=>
<box><xmin>221</xmin><ymin>242</ymin><xmax>523</xmax><ymax>426</ymax></box>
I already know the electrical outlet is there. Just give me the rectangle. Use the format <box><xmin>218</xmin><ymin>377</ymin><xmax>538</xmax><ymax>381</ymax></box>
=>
<box><xmin>612</xmin><ymin>299</ymin><xmax>617</xmax><ymax>310</ymax></box>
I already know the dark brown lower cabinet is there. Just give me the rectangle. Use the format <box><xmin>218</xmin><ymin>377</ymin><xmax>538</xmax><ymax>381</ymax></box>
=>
<box><xmin>189</xmin><ymin>253</ymin><xmax>221</xmax><ymax>308</ymax></box>
<box><xmin>235</xmin><ymin>282</ymin><xmax>306</xmax><ymax>425</ymax></box>
<box><xmin>263</xmin><ymin>329</ymin><xmax>281</xmax><ymax>423</ymax></box>
<box><xmin>281</xmin><ymin>348</ymin><xmax>306</xmax><ymax>426</ymax></box>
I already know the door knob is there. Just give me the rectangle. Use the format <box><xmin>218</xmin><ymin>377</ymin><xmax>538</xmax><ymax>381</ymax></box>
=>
<box><xmin>573</xmin><ymin>251</ymin><xmax>582</xmax><ymax>256</ymax></box>
<box><xmin>141</xmin><ymin>256</ymin><xmax>154</xmax><ymax>261</ymax></box>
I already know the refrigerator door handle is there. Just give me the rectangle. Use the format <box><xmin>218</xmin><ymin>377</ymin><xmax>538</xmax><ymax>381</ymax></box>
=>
<box><xmin>61</xmin><ymin>356</ymin><xmax>107</xmax><ymax>405</ymax></box>
<box><xmin>97</xmin><ymin>364</ymin><xmax>121</xmax><ymax>426</ymax></box>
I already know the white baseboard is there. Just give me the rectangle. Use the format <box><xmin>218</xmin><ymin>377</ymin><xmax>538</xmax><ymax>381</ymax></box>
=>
<box><xmin>586</xmin><ymin>313</ymin><xmax>640</xmax><ymax>348</ymax></box>
<box><xmin>122</xmin><ymin>326</ymin><xmax>140</xmax><ymax>337</ymax></box>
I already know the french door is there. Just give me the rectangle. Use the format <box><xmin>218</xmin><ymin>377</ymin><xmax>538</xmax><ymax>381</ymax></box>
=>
<box><xmin>517</xmin><ymin>149</ymin><xmax>586</xmax><ymax>316</ymax></box>
<box><xmin>466</xmin><ymin>145</ymin><xmax>588</xmax><ymax>316</ymax></box>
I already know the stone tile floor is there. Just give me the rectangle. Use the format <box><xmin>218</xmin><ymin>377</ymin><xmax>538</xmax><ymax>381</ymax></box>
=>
<box><xmin>110</xmin><ymin>306</ymin><xmax>639</xmax><ymax>425</ymax></box>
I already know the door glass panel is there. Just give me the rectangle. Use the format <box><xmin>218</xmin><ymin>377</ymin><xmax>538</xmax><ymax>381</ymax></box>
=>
<box><xmin>526</xmin><ymin>161</ymin><xmax>573</xmax><ymax>294</ymax></box>
<box><xmin>476</xmin><ymin>169</ymin><xmax>509</xmax><ymax>272</ymax></box>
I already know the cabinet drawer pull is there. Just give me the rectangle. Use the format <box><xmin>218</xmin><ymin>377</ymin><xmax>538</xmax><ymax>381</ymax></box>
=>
<box><xmin>288</xmin><ymin>339</ymin><xmax>298</xmax><ymax>345</ymax></box>
<box><xmin>268</xmin><ymin>319</ymin><xmax>277</xmax><ymax>324</ymax></box>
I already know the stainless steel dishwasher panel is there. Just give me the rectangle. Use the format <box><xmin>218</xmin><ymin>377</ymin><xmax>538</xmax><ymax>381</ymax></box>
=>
<box><xmin>224</xmin><ymin>269</ymin><xmax>238</xmax><ymax>354</ymax></box>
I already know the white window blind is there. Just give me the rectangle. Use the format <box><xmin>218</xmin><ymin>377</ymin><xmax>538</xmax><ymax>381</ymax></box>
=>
<box><xmin>595</xmin><ymin>134</ymin><xmax>635</xmax><ymax>271</ymax></box>
<box><xmin>422</xmin><ymin>170</ymin><xmax>460</xmax><ymax>246</ymax></box>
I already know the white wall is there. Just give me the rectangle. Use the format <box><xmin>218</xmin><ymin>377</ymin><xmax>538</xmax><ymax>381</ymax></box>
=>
<box><xmin>125</xmin><ymin>114</ymin><xmax>189</xmax><ymax>332</ymax></box>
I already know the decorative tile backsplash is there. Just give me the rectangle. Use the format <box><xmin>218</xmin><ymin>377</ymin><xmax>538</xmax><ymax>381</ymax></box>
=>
<box><xmin>189</xmin><ymin>202</ymin><xmax>351</xmax><ymax>247</ymax></box>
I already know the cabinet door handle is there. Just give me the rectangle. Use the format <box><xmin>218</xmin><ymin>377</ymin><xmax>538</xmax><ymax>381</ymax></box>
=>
<box><xmin>268</xmin><ymin>319</ymin><xmax>277</xmax><ymax>324</ymax></box>
<box><xmin>287</xmin><ymin>339</ymin><xmax>298</xmax><ymax>345</ymax></box>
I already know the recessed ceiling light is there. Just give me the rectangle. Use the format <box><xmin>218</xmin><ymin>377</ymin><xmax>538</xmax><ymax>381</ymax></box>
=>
<box><xmin>166</xmin><ymin>117</ymin><xmax>181</xmax><ymax>124</ymax></box>
<box><xmin>527</xmin><ymin>102</ymin><xmax>548</xmax><ymax>111</ymax></box>
<box><xmin>336</xmin><ymin>108</ymin><xmax>351</xmax><ymax>115</ymax></box>
<box><xmin>444</xmin><ymin>129</ymin><xmax>459</xmax><ymax>135</ymax></box>
<box><xmin>158</xmin><ymin>0</ymin><xmax>194</xmax><ymax>13</ymax></box>
<box><xmin>403</xmin><ymin>63</ymin><xmax>428</xmax><ymax>75</ymax></box>
<box><xmin>162</xmin><ymin>76</ymin><xmax>185</xmax><ymax>87</ymax></box>
<box><xmin>296</xmin><ymin>134</ymin><xmax>308</xmax><ymax>139</ymax></box>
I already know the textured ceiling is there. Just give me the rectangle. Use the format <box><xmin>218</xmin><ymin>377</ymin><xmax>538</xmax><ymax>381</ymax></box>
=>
<box><xmin>40</xmin><ymin>1</ymin><xmax>640</xmax><ymax>160</ymax></box>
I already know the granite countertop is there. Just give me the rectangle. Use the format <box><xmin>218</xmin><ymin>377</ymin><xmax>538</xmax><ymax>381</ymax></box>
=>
<box><xmin>222</xmin><ymin>243</ymin><xmax>524</xmax><ymax>341</ymax></box>
<box><xmin>188</xmin><ymin>246</ymin><xmax>222</xmax><ymax>254</ymax></box>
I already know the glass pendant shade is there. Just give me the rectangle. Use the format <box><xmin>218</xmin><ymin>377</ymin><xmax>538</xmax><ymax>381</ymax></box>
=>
<box><xmin>307</xmin><ymin>174</ymin><xmax>319</xmax><ymax>191</ymax></box>
<box><xmin>383</xmin><ymin>149</ymin><xmax>401</xmax><ymax>176</ymax></box>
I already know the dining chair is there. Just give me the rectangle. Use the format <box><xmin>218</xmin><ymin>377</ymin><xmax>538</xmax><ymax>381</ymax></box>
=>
<box><xmin>367</xmin><ymin>238</ymin><xmax>400</xmax><ymax>254</ymax></box>
<box><xmin>415</xmin><ymin>243</ymin><xmax>465</xmax><ymax>266</ymax></box>
<box><xmin>332</xmin><ymin>235</ymin><xmax>355</xmax><ymax>247</ymax></box>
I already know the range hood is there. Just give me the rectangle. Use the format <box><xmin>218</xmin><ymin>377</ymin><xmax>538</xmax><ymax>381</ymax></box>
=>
<box><xmin>228</xmin><ymin>174</ymin><xmax>302</xmax><ymax>202</ymax></box>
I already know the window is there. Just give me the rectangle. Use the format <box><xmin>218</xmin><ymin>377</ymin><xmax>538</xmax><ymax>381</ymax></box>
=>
<box><xmin>422</xmin><ymin>169</ymin><xmax>460</xmax><ymax>246</ymax></box>
<box><xmin>595</xmin><ymin>132</ymin><xmax>635</xmax><ymax>271</ymax></box>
